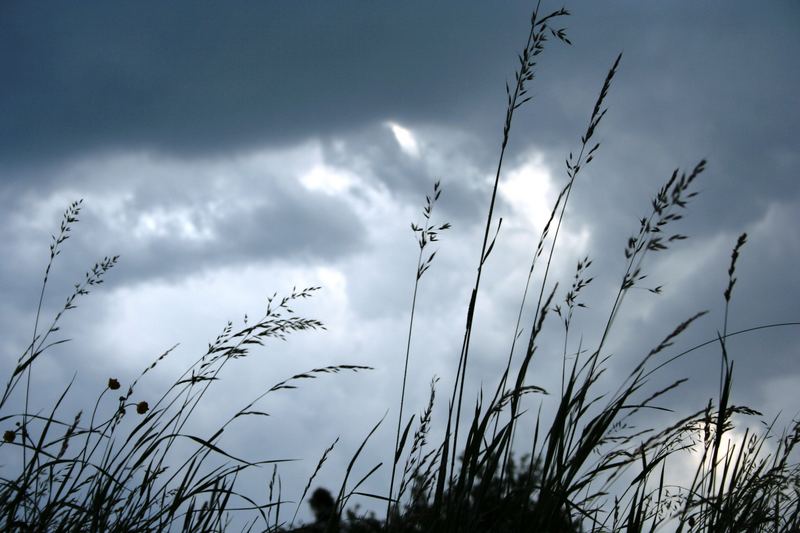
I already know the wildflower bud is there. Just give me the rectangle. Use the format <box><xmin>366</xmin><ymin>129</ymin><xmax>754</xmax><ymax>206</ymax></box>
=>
<box><xmin>108</xmin><ymin>378</ymin><xmax>120</xmax><ymax>390</ymax></box>
<box><xmin>136</xmin><ymin>401</ymin><xmax>149</xmax><ymax>414</ymax></box>
<box><xmin>3</xmin><ymin>430</ymin><xmax>15</xmax><ymax>443</ymax></box>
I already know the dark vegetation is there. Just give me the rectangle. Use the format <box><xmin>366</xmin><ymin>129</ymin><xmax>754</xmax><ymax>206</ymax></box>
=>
<box><xmin>1</xmin><ymin>2</ymin><xmax>798</xmax><ymax>532</ymax></box>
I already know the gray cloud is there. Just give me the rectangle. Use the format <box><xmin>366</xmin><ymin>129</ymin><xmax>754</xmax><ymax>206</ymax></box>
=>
<box><xmin>4</xmin><ymin>1</ymin><xmax>795</xmax><ymax>177</ymax></box>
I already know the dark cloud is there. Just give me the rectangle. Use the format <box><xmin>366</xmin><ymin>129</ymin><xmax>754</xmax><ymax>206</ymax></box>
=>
<box><xmin>3</xmin><ymin>1</ymin><xmax>796</xmax><ymax>178</ymax></box>
<box><xmin>0</xmin><ymin>1</ymin><xmax>515</xmax><ymax>172</ymax></box>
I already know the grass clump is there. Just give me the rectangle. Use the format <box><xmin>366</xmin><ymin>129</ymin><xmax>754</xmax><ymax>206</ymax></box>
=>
<box><xmin>0</xmin><ymin>208</ymin><xmax>357</xmax><ymax>530</ymax></box>
<box><xmin>2</xmin><ymin>1</ymin><xmax>799</xmax><ymax>532</ymax></box>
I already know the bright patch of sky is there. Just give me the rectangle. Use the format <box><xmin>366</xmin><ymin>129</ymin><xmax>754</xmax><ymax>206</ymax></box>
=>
<box><xmin>299</xmin><ymin>164</ymin><xmax>356</xmax><ymax>195</ymax></box>
<box><xmin>387</xmin><ymin>121</ymin><xmax>421</xmax><ymax>158</ymax></box>
<box><xmin>133</xmin><ymin>207</ymin><xmax>216</xmax><ymax>241</ymax></box>
<box><xmin>499</xmin><ymin>152</ymin><xmax>555</xmax><ymax>231</ymax></box>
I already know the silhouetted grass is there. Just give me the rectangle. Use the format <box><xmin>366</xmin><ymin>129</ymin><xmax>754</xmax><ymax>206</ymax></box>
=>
<box><xmin>2</xmin><ymin>1</ymin><xmax>799</xmax><ymax>532</ymax></box>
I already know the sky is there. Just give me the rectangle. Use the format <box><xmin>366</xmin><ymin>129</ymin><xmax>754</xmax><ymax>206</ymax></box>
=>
<box><xmin>1</xmin><ymin>0</ymin><xmax>799</xmax><ymax>526</ymax></box>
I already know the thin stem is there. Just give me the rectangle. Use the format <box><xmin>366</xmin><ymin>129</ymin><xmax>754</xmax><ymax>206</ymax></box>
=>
<box><xmin>387</xmin><ymin>245</ymin><xmax>423</xmax><ymax>521</ymax></box>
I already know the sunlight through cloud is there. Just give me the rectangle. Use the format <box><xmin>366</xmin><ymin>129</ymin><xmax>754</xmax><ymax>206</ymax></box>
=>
<box><xmin>499</xmin><ymin>152</ymin><xmax>555</xmax><ymax>231</ymax></box>
<box><xmin>299</xmin><ymin>164</ymin><xmax>355</xmax><ymax>195</ymax></box>
<box><xmin>386</xmin><ymin>121</ymin><xmax>421</xmax><ymax>158</ymax></box>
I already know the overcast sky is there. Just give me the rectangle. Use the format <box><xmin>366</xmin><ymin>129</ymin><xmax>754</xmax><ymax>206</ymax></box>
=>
<box><xmin>1</xmin><ymin>0</ymin><xmax>798</xmax><ymax>525</ymax></box>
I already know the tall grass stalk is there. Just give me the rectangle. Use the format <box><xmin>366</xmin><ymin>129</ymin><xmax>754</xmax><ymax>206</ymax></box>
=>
<box><xmin>387</xmin><ymin>181</ymin><xmax>450</xmax><ymax>522</ymax></box>
<box><xmin>441</xmin><ymin>1</ymin><xmax>572</xmax><ymax>503</ymax></box>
